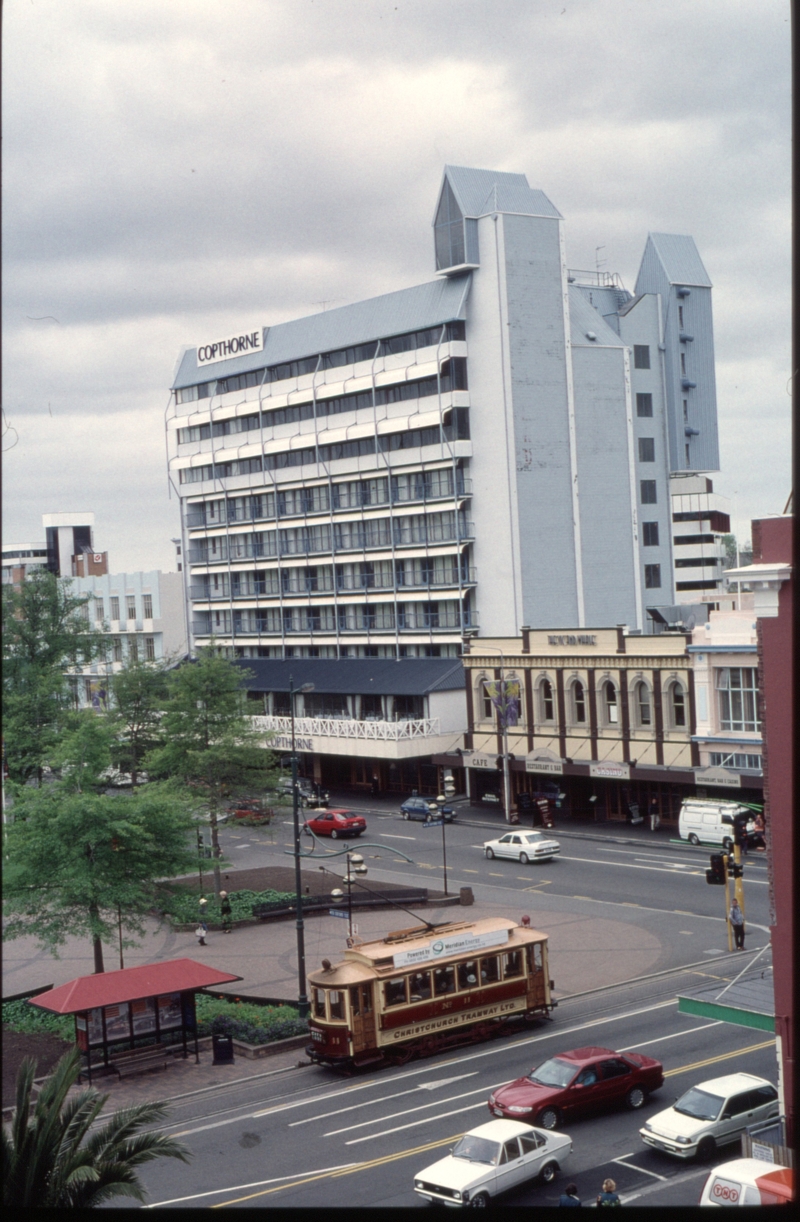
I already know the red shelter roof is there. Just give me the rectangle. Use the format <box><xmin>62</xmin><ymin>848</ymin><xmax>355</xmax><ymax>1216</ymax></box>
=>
<box><xmin>29</xmin><ymin>959</ymin><xmax>243</xmax><ymax>1015</ymax></box>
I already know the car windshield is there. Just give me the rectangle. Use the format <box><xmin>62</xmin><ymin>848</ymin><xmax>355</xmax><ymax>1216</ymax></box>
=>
<box><xmin>451</xmin><ymin>1135</ymin><xmax>499</xmax><ymax>1165</ymax></box>
<box><xmin>674</xmin><ymin>1088</ymin><xmax>724</xmax><ymax>1121</ymax></box>
<box><xmin>528</xmin><ymin>1057</ymin><xmax>575</xmax><ymax>1088</ymax></box>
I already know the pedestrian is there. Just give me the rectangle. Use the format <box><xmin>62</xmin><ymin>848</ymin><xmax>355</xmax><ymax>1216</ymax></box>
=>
<box><xmin>195</xmin><ymin>925</ymin><xmax>207</xmax><ymax>947</ymax></box>
<box><xmin>559</xmin><ymin>1183</ymin><xmax>582</xmax><ymax>1206</ymax></box>
<box><xmin>596</xmin><ymin>1179</ymin><xmax>621</xmax><ymax>1206</ymax></box>
<box><xmin>220</xmin><ymin>890</ymin><xmax>233</xmax><ymax>934</ymax></box>
<box><xmin>729</xmin><ymin>897</ymin><xmax>745</xmax><ymax>950</ymax></box>
<box><xmin>371</xmin><ymin>775</ymin><xmax>379</xmax><ymax>797</ymax></box>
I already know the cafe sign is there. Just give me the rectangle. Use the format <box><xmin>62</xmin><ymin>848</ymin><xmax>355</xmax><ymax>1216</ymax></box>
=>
<box><xmin>461</xmin><ymin>751</ymin><xmax>496</xmax><ymax>771</ymax></box>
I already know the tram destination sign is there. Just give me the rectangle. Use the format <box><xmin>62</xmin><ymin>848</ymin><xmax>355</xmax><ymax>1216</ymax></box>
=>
<box><xmin>393</xmin><ymin>927</ymin><xmax>509</xmax><ymax>969</ymax></box>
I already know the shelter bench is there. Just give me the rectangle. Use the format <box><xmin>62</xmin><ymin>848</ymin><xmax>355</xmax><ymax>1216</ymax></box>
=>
<box><xmin>110</xmin><ymin>1043</ymin><xmax>170</xmax><ymax>1078</ymax></box>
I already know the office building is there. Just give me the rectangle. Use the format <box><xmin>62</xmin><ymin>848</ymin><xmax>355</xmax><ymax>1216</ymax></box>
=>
<box><xmin>670</xmin><ymin>474</ymin><xmax>731</xmax><ymax>603</ymax></box>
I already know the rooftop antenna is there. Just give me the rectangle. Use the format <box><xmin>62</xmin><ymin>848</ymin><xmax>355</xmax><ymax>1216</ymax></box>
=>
<box><xmin>595</xmin><ymin>245</ymin><xmax>606</xmax><ymax>280</ymax></box>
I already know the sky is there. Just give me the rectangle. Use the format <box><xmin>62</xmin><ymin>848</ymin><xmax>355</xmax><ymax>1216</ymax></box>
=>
<box><xmin>2</xmin><ymin>0</ymin><xmax>792</xmax><ymax>572</ymax></box>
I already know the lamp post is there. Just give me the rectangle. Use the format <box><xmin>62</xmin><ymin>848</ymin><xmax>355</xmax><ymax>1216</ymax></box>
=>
<box><xmin>468</xmin><ymin>644</ymin><xmax>515</xmax><ymax>824</ymax></box>
<box><xmin>290</xmin><ymin>676</ymin><xmax>314</xmax><ymax>1019</ymax></box>
<box><xmin>427</xmin><ymin>796</ymin><xmax>449</xmax><ymax>895</ymax></box>
<box><xmin>331</xmin><ymin>850</ymin><xmax>368</xmax><ymax>939</ymax></box>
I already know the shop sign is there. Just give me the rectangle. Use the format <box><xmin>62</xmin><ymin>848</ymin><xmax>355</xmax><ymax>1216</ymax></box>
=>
<box><xmin>695</xmin><ymin>766</ymin><xmax>741</xmax><ymax>788</ymax></box>
<box><xmin>197</xmin><ymin>328</ymin><xmax>263</xmax><ymax>366</ymax></box>
<box><xmin>461</xmin><ymin>750</ymin><xmax>496</xmax><ymax>770</ymax></box>
<box><xmin>268</xmin><ymin>734</ymin><xmax>315</xmax><ymax>752</ymax></box>
<box><xmin>589</xmin><ymin>761</ymin><xmax>630</xmax><ymax>780</ymax></box>
<box><xmin>547</xmin><ymin>634</ymin><xmax>597</xmax><ymax>646</ymax></box>
<box><xmin>526</xmin><ymin>751</ymin><xmax>564</xmax><ymax>776</ymax></box>
<box><xmin>393</xmin><ymin>927</ymin><xmax>509</xmax><ymax>969</ymax></box>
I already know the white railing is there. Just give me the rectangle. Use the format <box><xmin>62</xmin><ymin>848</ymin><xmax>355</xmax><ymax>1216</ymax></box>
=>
<box><xmin>250</xmin><ymin>715</ymin><xmax>441</xmax><ymax>740</ymax></box>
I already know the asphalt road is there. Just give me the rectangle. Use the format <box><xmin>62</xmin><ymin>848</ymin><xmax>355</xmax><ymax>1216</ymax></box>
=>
<box><xmin>138</xmin><ymin>967</ymin><xmax>777</xmax><ymax>1209</ymax></box>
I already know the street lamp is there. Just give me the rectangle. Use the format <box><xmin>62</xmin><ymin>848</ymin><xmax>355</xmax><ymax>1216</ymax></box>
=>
<box><xmin>289</xmin><ymin>676</ymin><xmax>314</xmax><ymax>1019</ymax></box>
<box><xmin>427</xmin><ymin>796</ymin><xmax>449</xmax><ymax>895</ymax></box>
<box><xmin>331</xmin><ymin>850</ymin><xmax>368</xmax><ymax>939</ymax></box>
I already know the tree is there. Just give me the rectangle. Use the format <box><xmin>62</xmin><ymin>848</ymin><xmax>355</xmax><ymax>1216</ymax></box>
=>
<box><xmin>107</xmin><ymin>657</ymin><xmax>170</xmax><ymax>787</ymax></box>
<box><xmin>2</xmin><ymin>1049</ymin><xmax>190</xmax><ymax>1208</ymax></box>
<box><xmin>2</xmin><ymin>569</ymin><xmax>104</xmax><ymax>785</ymax></box>
<box><xmin>146</xmin><ymin>648</ymin><xmax>277</xmax><ymax>896</ymax></box>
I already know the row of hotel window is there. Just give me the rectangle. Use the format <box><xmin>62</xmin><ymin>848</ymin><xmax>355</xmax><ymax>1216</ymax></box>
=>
<box><xmin>176</xmin><ymin>360</ymin><xmax>467</xmax><ymax>442</ymax></box>
<box><xmin>84</xmin><ymin>594</ymin><xmax>153</xmax><ymax>622</ymax></box>
<box><xmin>196</xmin><ymin>602</ymin><xmax>470</xmax><ymax>635</ymax></box>
<box><xmin>185</xmin><ymin>470</ymin><xmax>465</xmax><ymax>526</ymax></box>
<box><xmin>178</xmin><ymin>418</ymin><xmax>470</xmax><ymax>484</ymax></box>
<box><xmin>478</xmin><ymin>668</ymin><xmax>760</xmax><ymax>734</ymax></box>
<box><xmin>235</xmin><ymin>643</ymin><xmax>459</xmax><ymax>659</ymax></box>
<box><xmin>254</xmin><ymin>691</ymin><xmax>424</xmax><ymax>720</ymax></box>
<box><xmin>187</xmin><ymin>512</ymin><xmax>471</xmax><ymax>563</ymax></box>
<box><xmin>193</xmin><ymin>557</ymin><xmax>471</xmax><ymax>599</ymax></box>
<box><xmin>175</xmin><ymin>322</ymin><xmax>467</xmax><ymax>404</ymax></box>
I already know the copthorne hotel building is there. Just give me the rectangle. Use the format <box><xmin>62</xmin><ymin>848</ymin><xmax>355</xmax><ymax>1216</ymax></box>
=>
<box><xmin>167</xmin><ymin>166</ymin><xmax>721</xmax><ymax>659</ymax></box>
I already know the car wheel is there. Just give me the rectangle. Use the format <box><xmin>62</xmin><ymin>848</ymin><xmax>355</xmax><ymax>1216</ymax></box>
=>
<box><xmin>688</xmin><ymin>833</ymin><xmax>700</xmax><ymax>845</ymax></box>
<box><xmin>697</xmin><ymin>1136</ymin><xmax>717</xmax><ymax>1162</ymax></box>
<box><xmin>485</xmin><ymin>847</ymin><xmax>495</xmax><ymax>860</ymax></box>
<box><xmin>425</xmin><ymin>814</ymin><xmax>433</xmax><ymax>824</ymax></box>
<box><xmin>722</xmin><ymin>836</ymin><xmax>733</xmax><ymax>850</ymax></box>
<box><xmin>539</xmin><ymin>1161</ymin><xmax>558</xmax><ymax>1185</ymax></box>
<box><xmin>402</xmin><ymin>812</ymin><xmax>409</xmax><ymax>820</ymax></box>
<box><xmin>626</xmin><ymin>1086</ymin><xmax>646</xmax><ymax>1110</ymax></box>
<box><xmin>519</xmin><ymin>852</ymin><xmax>530</xmax><ymax>865</ymax></box>
<box><xmin>469</xmin><ymin>1192</ymin><xmax>490</xmax><ymax>1209</ymax></box>
<box><xmin>537</xmin><ymin>1107</ymin><xmax>560</xmax><ymax>1131</ymax></box>
<box><xmin>330</xmin><ymin>829</ymin><xmax>339</xmax><ymax>840</ymax></box>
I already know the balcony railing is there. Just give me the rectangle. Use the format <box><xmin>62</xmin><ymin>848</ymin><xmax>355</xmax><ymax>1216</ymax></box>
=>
<box><xmin>250</xmin><ymin>715</ymin><xmax>441</xmax><ymax>740</ymax></box>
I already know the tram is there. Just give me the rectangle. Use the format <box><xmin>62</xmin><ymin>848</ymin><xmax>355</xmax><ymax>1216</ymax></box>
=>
<box><xmin>306</xmin><ymin>916</ymin><xmax>554</xmax><ymax>1069</ymax></box>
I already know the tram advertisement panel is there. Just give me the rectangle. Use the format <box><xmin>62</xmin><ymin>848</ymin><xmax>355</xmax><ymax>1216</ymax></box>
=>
<box><xmin>393</xmin><ymin>928</ymin><xmax>509</xmax><ymax>969</ymax></box>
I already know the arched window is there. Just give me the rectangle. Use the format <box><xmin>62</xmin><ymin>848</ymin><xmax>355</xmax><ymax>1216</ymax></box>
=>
<box><xmin>572</xmin><ymin>680</ymin><xmax>586</xmax><ymax>723</ymax></box>
<box><xmin>635</xmin><ymin>680</ymin><xmax>652</xmax><ymax>726</ymax></box>
<box><xmin>670</xmin><ymin>681</ymin><xmax>686</xmax><ymax>728</ymax></box>
<box><xmin>477</xmin><ymin>676</ymin><xmax>493</xmax><ymax>720</ymax></box>
<box><xmin>603</xmin><ymin>680</ymin><xmax>618</xmax><ymax>725</ymax></box>
<box><xmin>538</xmin><ymin>677</ymin><xmax>555</xmax><ymax>722</ymax></box>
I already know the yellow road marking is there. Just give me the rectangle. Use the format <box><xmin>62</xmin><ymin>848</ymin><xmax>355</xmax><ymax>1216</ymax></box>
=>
<box><xmin>664</xmin><ymin>1038</ymin><xmax>774</xmax><ymax>1078</ymax></box>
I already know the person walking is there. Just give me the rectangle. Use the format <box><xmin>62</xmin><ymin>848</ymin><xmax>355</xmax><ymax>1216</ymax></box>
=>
<box><xmin>559</xmin><ymin>1183</ymin><xmax>582</xmax><ymax>1206</ymax></box>
<box><xmin>220</xmin><ymin>891</ymin><xmax>233</xmax><ymax>934</ymax></box>
<box><xmin>729</xmin><ymin>897</ymin><xmax>746</xmax><ymax>950</ymax></box>
<box><xmin>596</xmin><ymin>1179</ymin><xmax>621</xmax><ymax>1206</ymax></box>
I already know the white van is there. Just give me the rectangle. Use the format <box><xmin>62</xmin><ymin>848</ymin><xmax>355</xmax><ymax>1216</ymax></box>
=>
<box><xmin>699</xmin><ymin>1158</ymin><xmax>793</xmax><ymax>1206</ymax></box>
<box><xmin>678</xmin><ymin>799</ymin><xmax>753</xmax><ymax>848</ymax></box>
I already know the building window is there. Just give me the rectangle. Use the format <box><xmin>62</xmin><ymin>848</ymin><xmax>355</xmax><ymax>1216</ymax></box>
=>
<box><xmin>638</xmin><ymin>437</ymin><xmax>655</xmax><ymax>462</ymax></box>
<box><xmin>145</xmin><ymin>637</ymin><xmax>156</xmax><ymax>660</ymax></box>
<box><xmin>644</xmin><ymin>564</ymin><xmax>661</xmax><ymax>588</ymax></box>
<box><xmin>669</xmin><ymin>681</ymin><xmax>686</xmax><ymax>727</ymax></box>
<box><xmin>603</xmin><ymin>680</ymin><xmax>618</xmax><ymax>725</ymax></box>
<box><xmin>110</xmin><ymin>595</ymin><xmax>120</xmax><ymax>621</ymax></box>
<box><xmin>126</xmin><ymin>595</ymin><xmax>136</xmax><ymax>621</ymax></box>
<box><xmin>481</xmin><ymin>680</ymin><xmax>493</xmax><ymax>720</ymax></box>
<box><xmin>717</xmin><ymin>667</ymin><xmax>760</xmax><ymax>732</ymax></box>
<box><xmin>680</xmin><ymin>352</ymin><xmax>687</xmax><ymax>375</ymax></box>
<box><xmin>572</xmin><ymin>680</ymin><xmax>586</xmax><ymax>724</ymax></box>
<box><xmin>94</xmin><ymin>598</ymin><xmax>104</xmax><ymax>622</ymax></box>
<box><xmin>642</xmin><ymin>521</ymin><xmax>659</xmax><ymax>547</ymax></box>
<box><xmin>84</xmin><ymin>678</ymin><xmax>93</xmax><ymax>704</ymax></box>
<box><xmin>112</xmin><ymin>637</ymin><xmax>122</xmax><ymax>662</ymax></box>
<box><xmin>640</xmin><ymin>480</ymin><xmax>657</xmax><ymax>504</ymax></box>
<box><xmin>683</xmin><ymin>399</ymin><xmax>689</xmax><ymax>423</ymax></box>
<box><xmin>143</xmin><ymin>594</ymin><xmax>153</xmax><ymax>619</ymax></box>
<box><xmin>633</xmin><ymin>345</ymin><xmax>650</xmax><ymax>369</ymax></box>
<box><xmin>678</xmin><ymin>305</ymin><xmax>684</xmax><ymax>328</ymax></box>
<box><xmin>129</xmin><ymin>638</ymin><xmax>138</xmax><ymax>663</ymax></box>
<box><xmin>539</xmin><ymin>678</ymin><xmax>555</xmax><ymax>722</ymax></box>
<box><xmin>635</xmin><ymin>680</ymin><xmax>652</xmax><ymax>726</ymax></box>
<box><xmin>709</xmin><ymin>752</ymin><xmax>762</xmax><ymax>772</ymax></box>
<box><xmin>685</xmin><ymin>443</ymin><xmax>691</xmax><ymax>464</ymax></box>
<box><xmin>636</xmin><ymin>393</ymin><xmax>653</xmax><ymax>417</ymax></box>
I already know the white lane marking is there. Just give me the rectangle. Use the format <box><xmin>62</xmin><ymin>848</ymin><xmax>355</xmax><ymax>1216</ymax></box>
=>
<box><xmin>289</xmin><ymin>1074</ymin><xmax>477</xmax><ymax>1127</ymax></box>
<box><xmin>619</xmin><ymin>1021</ymin><xmax>723</xmax><ymax>1051</ymax></box>
<box><xmin>380</xmin><ymin>834</ymin><xmax>417</xmax><ymax>840</ymax></box>
<box><xmin>231</xmin><ymin>844</ymin><xmax>251</xmax><ymax>849</ymax></box>
<box><xmin>325</xmin><ymin>1083</ymin><xmax>498</xmax><ymax>1137</ymax></box>
<box><xmin>559</xmin><ymin>855</ymin><xmax>703</xmax><ymax>877</ymax></box>
<box><xmin>143</xmin><ymin>1163</ymin><xmax>360</xmax><ymax>1208</ymax></box>
<box><xmin>612</xmin><ymin>1154</ymin><xmax>668</xmax><ymax>1181</ymax></box>
<box><xmin>345</xmin><ymin>1100</ymin><xmax>488</xmax><ymax>1145</ymax></box>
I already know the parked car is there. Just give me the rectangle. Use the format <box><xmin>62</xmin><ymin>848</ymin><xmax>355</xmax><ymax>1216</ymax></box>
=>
<box><xmin>274</xmin><ymin>777</ymin><xmax>330</xmax><ymax>808</ymax></box>
<box><xmin>400</xmin><ymin>795</ymin><xmax>456</xmax><ymax>822</ymax></box>
<box><xmin>303</xmin><ymin>809</ymin><xmax>367</xmax><ymax>839</ymax></box>
<box><xmin>226</xmin><ymin>800</ymin><xmax>271</xmax><ymax>824</ymax></box>
<box><xmin>413</xmin><ymin>1118</ymin><xmax>572</xmax><ymax>1208</ymax></box>
<box><xmin>698</xmin><ymin>1158</ymin><xmax>794</xmax><ymax>1206</ymax></box>
<box><xmin>489</xmin><ymin>1046</ymin><xmax>663</xmax><ymax>1129</ymax></box>
<box><xmin>640</xmin><ymin>1073</ymin><xmax>779</xmax><ymax>1161</ymax></box>
<box><xmin>483</xmin><ymin>830</ymin><xmax>561</xmax><ymax>863</ymax></box>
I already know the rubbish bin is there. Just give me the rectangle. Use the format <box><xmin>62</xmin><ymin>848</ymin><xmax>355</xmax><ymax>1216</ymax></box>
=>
<box><xmin>212</xmin><ymin>1033</ymin><xmax>234</xmax><ymax>1064</ymax></box>
<box><xmin>459</xmin><ymin>886</ymin><xmax>474</xmax><ymax>907</ymax></box>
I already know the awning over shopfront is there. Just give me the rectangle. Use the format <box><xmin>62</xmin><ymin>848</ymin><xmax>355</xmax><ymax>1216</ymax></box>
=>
<box><xmin>29</xmin><ymin>959</ymin><xmax>242</xmax><ymax>1015</ymax></box>
<box><xmin>677</xmin><ymin>966</ymin><xmax>775</xmax><ymax>1033</ymax></box>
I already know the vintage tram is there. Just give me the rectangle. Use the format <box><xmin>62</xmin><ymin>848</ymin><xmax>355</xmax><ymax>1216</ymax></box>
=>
<box><xmin>306</xmin><ymin>916</ymin><xmax>554</xmax><ymax>1069</ymax></box>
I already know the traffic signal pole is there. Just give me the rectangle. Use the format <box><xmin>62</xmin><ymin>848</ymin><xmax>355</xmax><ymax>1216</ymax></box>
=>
<box><xmin>723</xmin><ymin>856</ymin><xmax>733</xmax><ymax>953</ymax></box>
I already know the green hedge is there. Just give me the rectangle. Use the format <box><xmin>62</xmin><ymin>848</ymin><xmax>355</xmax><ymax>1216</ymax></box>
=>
<box><xmin>3</xmin><ymin>998</ymin><xmax>74</xmax><ymax>1041</ymax></box>
<box><xmin>195</xmin><ymin>994</ymin><xmax>307</xmax><ymax>1043</ymax></box>
<box><xmin>163</xmin><ymin>887</ymin><xmax>294</xmax><ymax>925</ymax></box>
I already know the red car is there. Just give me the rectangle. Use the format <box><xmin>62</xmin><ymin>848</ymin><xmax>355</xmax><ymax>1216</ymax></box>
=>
<box><xmin>303</xmin><ymin>809</ymin><xmax>367</xmax><ymax>839</ymax></box>
<box><xmin>488</xmin><ymin>1046</ymin><xmax>664</xmax><ymax>1130</ymax></box>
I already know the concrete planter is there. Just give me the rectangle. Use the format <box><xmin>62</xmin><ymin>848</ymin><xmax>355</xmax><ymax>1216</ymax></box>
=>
<box><xmin>190</xmin><ymin>1032</ymin><xmax>309</xmax><ymax>1060</ymax></box>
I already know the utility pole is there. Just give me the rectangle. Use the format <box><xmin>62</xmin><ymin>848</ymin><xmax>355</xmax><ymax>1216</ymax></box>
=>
<box><xmin>290</xmin><ymin>676</ymin><xmax>314</xmax><ymax>1019</ymax></box>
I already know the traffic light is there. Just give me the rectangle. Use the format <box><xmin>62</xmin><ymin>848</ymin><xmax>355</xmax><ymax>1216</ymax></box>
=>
<box><xmin>730</xmin><ymin>859</ymin><xmax>744</xmax><ymax>879</ymax></box>
<box><xmin>706</xmin><ymin>853</ymin><xmax>726</xmax><ymax>885</ymax></box>
<box><xmin>732</xmin><ymin>813</ymin><xmax>750</xmax><ymax>847</ymax></box>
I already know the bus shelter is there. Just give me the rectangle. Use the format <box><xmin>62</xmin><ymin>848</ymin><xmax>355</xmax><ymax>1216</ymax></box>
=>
<box><xmin>29</xmin><ymin>958</ymin><xmax>242</xmax><ymax>1083</ymax></box>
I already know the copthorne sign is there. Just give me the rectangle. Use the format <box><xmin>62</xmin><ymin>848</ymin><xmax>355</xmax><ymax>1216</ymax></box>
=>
<box><xmin>196</xmin><ymin>329</ymin><xmax>263</xmax><ymax>367</ymax></box>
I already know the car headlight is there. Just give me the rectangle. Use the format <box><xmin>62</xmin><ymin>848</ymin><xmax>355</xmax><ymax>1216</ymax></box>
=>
<box><xmin>507</xmin><ymin>1105</ymin><xmax>532</xmax><ymax>1114</ymax></box>
<box><xmin>415</xmin><ymin>1181</ymin><xmax>424</xmax><ymax>1189</ymax></box>
<box><xmin>643</xmin><ymin>1123</ymin><xmax>653</xmax><ymax>1131</ymax></box>
<box><xmin>488</xmin><ymin>1094</ymin><xmax>496</xmax><ymax>1105</ymax></box>
<box><xmin>453</xmin><ymin>1192</ymin><xmax>462</xmax><ymax>1201</ymax></box>
<box><xmin>676</xmin><ymin>1136</ymin><xmax>691</xmax><ymax>1144</ymax></box>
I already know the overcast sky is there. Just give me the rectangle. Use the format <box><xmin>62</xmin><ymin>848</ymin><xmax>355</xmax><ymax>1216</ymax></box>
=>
<box><xmin>2</xmin><ymin>0</ymin><xmax>791</xmax><ymax>572</ymax></box>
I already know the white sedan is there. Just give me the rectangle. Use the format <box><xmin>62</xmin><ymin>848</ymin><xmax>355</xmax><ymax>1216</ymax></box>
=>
<box><xmin>483</xmin><ymin>830</ymin><xmax>561</xmax><ymax>863</ymax></box>
<box><xmin>414</xmin><ymin>1118</ymin><xmax>572</xmax><ymax>1208</ymax></box>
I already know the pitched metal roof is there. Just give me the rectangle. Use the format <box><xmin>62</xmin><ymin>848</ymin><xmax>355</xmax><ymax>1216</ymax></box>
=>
<box><xmin>233</xmin><ymin>657</ymin><xmax>465</xmax><ymax>696</ymax></box>
<box><xmin>172</xmin><ymin>275</ymin><xmax>472</xmax><ymax>389</ymax></box>
<box><xmin>568</xmin><ymin>286</ymin><xmax>626</xmax><ymax>347</ymax></box>
<box><xmin>645</xmin><ymin>233</ymin><xmax>712</xmax><ymax>287</ymax></box>
<box><xmin>442</xmin><ymin>165</ymin><xmax>561</xmax><ymax>220</ymax></box>
<box><xmin>29</xmin><ymin>960</ymin><xmax>243</xmax><ymax>1014</ymax></box>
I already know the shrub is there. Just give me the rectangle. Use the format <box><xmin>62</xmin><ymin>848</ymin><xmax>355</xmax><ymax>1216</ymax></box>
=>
<box><xmin>3</xmin><ymin>998</ymin><xmax>74</xmax><ymax>1041</ymax></box>
<box><xmin>162</xmin><ymin>887</ymin><xmax>294</xmax><ymax>925</ymax></box>
<box><xmin>194</xmin><ymin>994</ymin><xmax>307</xmax><ymax>1044</ymax></box>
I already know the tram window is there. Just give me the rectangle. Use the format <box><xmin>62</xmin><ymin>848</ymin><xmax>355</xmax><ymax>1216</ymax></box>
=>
<box><xmin>480</xmin><ymin>956</ymin><xmax>500</xmax><ymax>984</ymax></box>
<box><xmin>351</xmin><ymin>985</ymin><xmax>372</xmax><ymax>1015</ymax></box>
<box><xmin>532</xmin><ymin>944</ymin><xmax>543</xmax><ymax>969</ymax></box>
<box><xmin>433</xmin><ymin>965</ymin><xmax>456</xmax><ymax>996</ymax></box>
<box><xmin>409</xmin><ymin>971</ymin><xmax>432</xmax><ymax>1001</ymax></box>
<box><xmin>313</xmin><ymin>989</ymin><xmax>326</xmax><ymax>1019</ymax></box>
<box><xmin>350</xmin><ymin>987</ymin><xmax>361</xmax><ymax>1016</ymax></box>
<box><xmin>329</xmin><ymin>991</ymin><xmax>345</xmax><ymax>1020</ymax></box>
<box><xmin>502</xmin><ymin>951</ymin><xmax>523</xmax><ymax>979</ymax></box>
<box><xmin>384</xmin><ymin>978</ymin><xmax>408</xmax><ymax>1008</ymax></box>
<box><xmin>458</xmin><ymin>960</ymin><xmax>479</xmax><ymax>990</ymax></box>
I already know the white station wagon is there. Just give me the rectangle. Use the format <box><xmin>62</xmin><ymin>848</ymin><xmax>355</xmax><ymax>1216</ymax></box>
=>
<box><xmin>483</xmin><ymin>830</ymin><xmax>561</xmax><ymax>864</ymax></box>
<box><xmin>413</xmin><ymin>1118</ymin><xmax>572</xmax><ymax>1208</ymax></box>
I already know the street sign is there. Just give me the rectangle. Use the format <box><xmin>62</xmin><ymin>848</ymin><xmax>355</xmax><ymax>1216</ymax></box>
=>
<box><xmin>423</xmin><ymin>818</ymin><xmax>445</xmax><ymax>828</ymax></box>
<box><xmin>329</xmin><ymin>908</ymin><xmax>349</xmax><ymax>919</ymax></box>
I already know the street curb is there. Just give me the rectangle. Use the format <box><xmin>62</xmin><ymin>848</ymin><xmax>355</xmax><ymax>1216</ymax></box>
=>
<box><xmin>553</xmin><ymin>944</ymin><xmax>770</xmax><ymax>1003</ymax></box>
